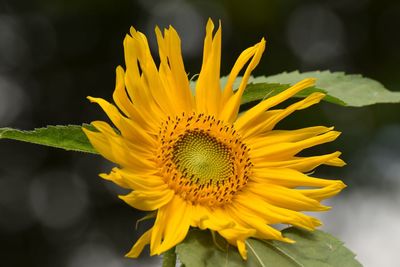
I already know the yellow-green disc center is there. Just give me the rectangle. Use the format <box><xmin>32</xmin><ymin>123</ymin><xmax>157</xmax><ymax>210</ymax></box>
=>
<box><xmin>172</xmin><ymin>130</ymin><xmax>233</xmax><ymax>185</ymax></box>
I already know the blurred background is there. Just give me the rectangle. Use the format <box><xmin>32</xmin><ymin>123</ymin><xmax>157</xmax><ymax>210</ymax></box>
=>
<box><xmin>0</xmin><ymin>0</ymin><xmax>399</xmax><ymax>266</ymax></box>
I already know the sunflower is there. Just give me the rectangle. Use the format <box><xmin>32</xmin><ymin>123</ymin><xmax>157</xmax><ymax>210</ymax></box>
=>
<box><xmin>83</xmin><ymin>19</ymin><xmax>346</xmax><ymax>260</ymax></box>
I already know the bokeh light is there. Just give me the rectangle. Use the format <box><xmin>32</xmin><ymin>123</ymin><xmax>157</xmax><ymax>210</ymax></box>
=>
<box><xmin>286</xmin><ymin>4</ymin><xmax>346</xmax><ymax>69</ymax></box>
<box><xmin>0</xmin><ymin>76</ymin><xmax>27</xmax><ymax>125</ymax></box>
<box><xmin>29</xmin><ymin>171</ymin><xmax>89</xmax><ymax>229</ymax></box>
<box><xmin>0</xmin><ymin>174</ymin><xmax>36</xmax><ymax>232</ymax></box>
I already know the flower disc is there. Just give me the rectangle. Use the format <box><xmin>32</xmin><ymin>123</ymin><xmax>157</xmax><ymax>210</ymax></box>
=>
<box><xmin>157</xmin><ymin>112</ymin><xmax>251</xmax><ymax>206</ymax></box>
<box><xmin>172</xmin><ymin>130</ymin><xmax>233</xmax><ymax>185</ymax></box>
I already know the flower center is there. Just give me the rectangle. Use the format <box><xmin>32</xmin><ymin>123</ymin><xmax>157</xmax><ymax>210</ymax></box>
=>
<box><xmin>156</xmin><ymin>112</ymin><xmax>252</xmax><ymax>206</ymax></box>
<box><xmin>172</xmin><ymin>131</ymin><xmax>234</xmax><ymax>186</ymax></box>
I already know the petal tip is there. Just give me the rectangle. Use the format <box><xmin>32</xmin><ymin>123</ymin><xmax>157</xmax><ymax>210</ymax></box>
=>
<box><xmin>282</xmin><ymin>237</ymin><xmax>295</xmax><ymax>244</ymax></box>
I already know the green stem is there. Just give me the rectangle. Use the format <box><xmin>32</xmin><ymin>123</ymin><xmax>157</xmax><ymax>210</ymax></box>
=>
<box><xmin>162</xmin><ymin>247</ymin><xmax>176</xmax><ymax>267</ymax></box>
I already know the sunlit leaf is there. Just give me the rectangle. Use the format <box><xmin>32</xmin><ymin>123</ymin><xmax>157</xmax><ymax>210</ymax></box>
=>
<box><xmin>176</xmin><ymin>228</ymin><xmax>362</xmax><ymax>267</ymax></box>
<box><xmin>245</xmin><ymin>71</ymin><xmax>400</xmax><ymax>107</ymax></box>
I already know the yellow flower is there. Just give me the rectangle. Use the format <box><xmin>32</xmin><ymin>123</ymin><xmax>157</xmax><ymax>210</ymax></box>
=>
<box><xmin>83</xmin><ymin>19</ymin><xmax>346</xmax><ymax>260</ymax></box>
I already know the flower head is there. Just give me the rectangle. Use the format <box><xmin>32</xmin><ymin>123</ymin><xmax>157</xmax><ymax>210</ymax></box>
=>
<box><xmin>83</xmin><ymin>19</ymin><xmax>346</xmax><ymax>259</ymax></box>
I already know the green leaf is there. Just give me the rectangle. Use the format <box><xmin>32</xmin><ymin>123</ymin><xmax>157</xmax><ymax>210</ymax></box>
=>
<box><xmin>246</xmin><ymin>70</ymin><xmax>400</xmax><ymax>107</ymax></box>
<box><xmin>240</xmin><ymin>83</ymin><xmax>346</xmax><ymax>106</ymax></box>
<box><xmin>0</xmin><ymin>125</ymin><xmax>97</xmax><ymax>154</ymax></box>
<box><xmin>176</xmin><ymin>230</ymin><xmax>244</xmax><ymax>267</ymax></box>
<box><xmin>176</xmin><ymin>228</ymin><xmax>362</xmax><ymax>267</ymax></box>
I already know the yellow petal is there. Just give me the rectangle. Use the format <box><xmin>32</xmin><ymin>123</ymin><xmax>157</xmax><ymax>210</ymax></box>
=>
<box><xmin>83</xmin><ymin>129</ymin><xmax>156</xmax><ymax>171</ymax></box>
<box><xmin>155</xmin><ymin>26</ymin><xmax>193</xmax><ymax>113</ymax></box>
<box><xmin>123</xmin><ymin>34</ymin><xmax>165</xmax><ymax>125</ymax></box>
<box><xmin>235</xmin><ymin>192</ymin><xmax>321</xmax><ymax>231</ymax></box>
<box><xmin>191</xmin><ymin>205</ymin><xmax>235</xmax><ymax>230</ymax></box>
<box><xmin>219</xmin><ymin>226</ymin><xmax>256</xmax><ymax>245</ymax></box>
<box><xmin>251</xmin><ymin>167</ymin><xmax>343</xmax><ymax>188</ymax></box>
<box><xmin>250</xmin><ymin>130</ymin><xmax>341</xmax><ymax>161</ymax></box>
<box><xmin>125</xmin><ymin>228</ymin><xmax>152</xmax><ymax>258</ymax></box>
<box><xmin>237</xmin><ymin>240</ymin><xmax>248</xmax><ymax>260</ymax></box>
<box><xmin>247</xmin><ymin>126</ymin><xmax>334</xmax><ymax>149</ymax></box>
<box><xmin>150</xmin><ymin>205</ymin><xmax>167</xmax><ymax>254</ymax></box>
<box><xmin>90</xmin><ymin>120</ymin><xmax>155</xmax><ymax>157</ymax></box>
<box><xmin>240</xmin><ymin>92</ymin><xmax>326</xmax><ymax>138</ymax></box>
<box><xmin>154</xmin><ymin>196</ymin><xmax>191</xmax><ymax>254</ymax></box>
<box><xmin>195</xmin><ymin>19</ymin><xmax>222</xmax><ymax>116</ymax></box>
<box><xmin>247</xmin><ymin>182</ymin><xmax>329</xmax><ymax>211</ymax></box>
<box><xmin>86</xmin><ymin>97</ymin><xmax>157</xmax><ymax>147</ymax></box>
<box><xmin>221</xmin><ymin>46</ymin><xmax>259</xmax><ymax>104</ymax></box>
<box><xmin>297</xmin><ymin>181</ymin><xmax>347</xmax><ymax>201</ymax></box>
<box><xmin>126</xmin><ymin>28</ymin><xmax>176</xmax><ymax>115</ymax></box>
<box><xmin>119</xmin><ymin>189</ymin><xmax>174</xmax><ymax>211</ymax></box>
<box><xmin>112</xmin><ymin>66</ymin><xmax>159</xmax><ymax>132</ymax></box>
<box><xmin>256</xmin><ymin>151</ymin><xmax>346</xmax><ymax>172</ymax></box>
<box><xmin>220</xmin><ymin>38</ymin><xmax>266</xmax><ymax>123</ymax></box>
<box><xmin>100</xmin><ymin>167</ymin><xmax>165</xmax><ymax>191</ymax></box>
<box><xmin>227</xmin><ymin>204</ymin><xmax>294</xmax><ymax>242</ymax></box>
<box><xmin>235</xmin><ymin>78</ymin><xmax>316</xmax><ymax>131</ymax></box>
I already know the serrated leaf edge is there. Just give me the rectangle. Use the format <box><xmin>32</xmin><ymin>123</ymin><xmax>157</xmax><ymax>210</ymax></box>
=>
<box><xmin>0</xmin><ymin>125</ymin><xmax>98</xmax><ymax>154</ymax></box>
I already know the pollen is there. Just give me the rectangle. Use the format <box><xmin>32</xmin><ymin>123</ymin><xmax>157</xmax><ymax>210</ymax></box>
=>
<box><xmin>156</xmin><ymin>112</ymin><xmax>252</xmax><ymax>206</ymax></box>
